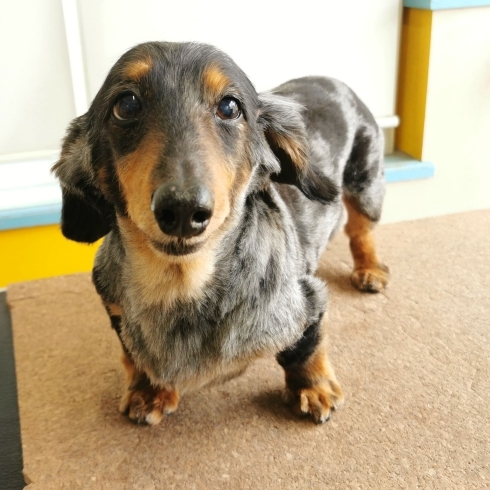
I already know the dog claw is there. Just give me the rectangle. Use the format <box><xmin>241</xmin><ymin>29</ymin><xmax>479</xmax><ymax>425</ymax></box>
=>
<box><xmin>285</xmin><ymin>381</ymin><xmax>344</xmax><ymax>424</ymax></box>
<box><xmin>120</xmin><ymin>386</ymin><xmax>180</xmax><ymax>426</ymax></box>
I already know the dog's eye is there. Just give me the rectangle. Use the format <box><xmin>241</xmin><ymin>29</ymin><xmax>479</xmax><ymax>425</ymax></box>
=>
<box><xmin>217</xmin><ymin>97</ymin><xmax>241</xmax><ymax>120</ymax></box>
<box><xmin>113</xmin><ymin>94</ymin><xmax>142</xmax><ymax>121</ymax></box>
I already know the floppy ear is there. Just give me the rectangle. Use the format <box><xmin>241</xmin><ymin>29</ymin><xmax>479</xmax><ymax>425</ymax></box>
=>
<box><xmin>52</xmin><ymin>115</ymin><xmax>115</xmax><ymax>243</ymax></box>
<box><xmin>259</xmin><ymin>93</ymin><xmax>338</xmax><ymax>204</ymax></box>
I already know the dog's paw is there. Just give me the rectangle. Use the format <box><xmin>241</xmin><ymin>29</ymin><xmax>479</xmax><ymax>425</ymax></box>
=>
<box><xmin>120</xmin><ymin>386</ymin><xmax>180</xmax><ymax>425</ymax></box>
<box><xmin>284</xmin><ymin>380</ymin><xmax>344</xmax><ymax>424</ymax></box>
<box><xmin>351</xmin><ymin>263</ymin><xmax>389</xmax><ymax>293</ymax></box>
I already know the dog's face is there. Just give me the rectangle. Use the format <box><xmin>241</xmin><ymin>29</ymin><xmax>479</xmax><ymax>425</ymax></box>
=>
<box><xmin>53</xmin><ymin>42</ymin><xmax>337</xmax><ymax>257</ymax></box>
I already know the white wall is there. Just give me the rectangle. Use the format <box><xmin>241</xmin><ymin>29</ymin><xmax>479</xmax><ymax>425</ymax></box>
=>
<box><xmin>79</xmin><ymin>0</ymin><xmax>402</xmax><ymax>117</ymax></box>
<box><xmin>382</xmin><ymin>6</ymin><xmax>490</xmax><ymax>223</ymax></box>
<box><xmin>0</xmin><ymin>0</ymin><xmax>402</xmax><ymax>160</ymax></box>
<box><xmin>0</xmin><ymin>0</ymin><xmax>76</xmax><ymax>155</ymax></box>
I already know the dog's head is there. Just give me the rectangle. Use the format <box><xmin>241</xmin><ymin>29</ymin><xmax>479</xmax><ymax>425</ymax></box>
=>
<box><xmin>53</xmin><ymin>42</ymin><xmax>337</xmax><ymax>257</ymax></box>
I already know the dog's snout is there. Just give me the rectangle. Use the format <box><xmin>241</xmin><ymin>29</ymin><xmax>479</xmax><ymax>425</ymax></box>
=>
<box><xmin>152</xmin><ymin>183</ymin><xmax>214</xmax><ymax>238</ymax></box>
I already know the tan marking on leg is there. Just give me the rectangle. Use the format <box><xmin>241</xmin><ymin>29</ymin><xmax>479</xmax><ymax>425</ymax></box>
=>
<box><xmin>121</xmin><ymin>351</ymin><xmax>136</xmax><ymax>387</ymax></box>
<box><xmin>124</xmin><ymin>58</ymin><xmax>152</xmax><ymax>80</ymax></box>
<box><xmin>344</xmin><ymin>196</ymin><xmax>389</xmax><ymax>292</ymax></box>
<box><xmin>283</xmin><ymin>337</ymin><xmax>344</xmax><ymax>424</ymax></box>
<box><xmin>119</xmin><ymin>352</ymin><xmax>180</xmax><ymax>425</ymax></box>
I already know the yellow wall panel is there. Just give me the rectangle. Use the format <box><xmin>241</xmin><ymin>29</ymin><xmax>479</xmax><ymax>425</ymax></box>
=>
<box><xmin>0</xmin><ymin>225</ymin><xmax>100</xmax><ymax>288</ymax></box>
<box><xmin>396</xmin><ymin>8</ymin><xmax>432</xmax><ymax>160</ymax></box>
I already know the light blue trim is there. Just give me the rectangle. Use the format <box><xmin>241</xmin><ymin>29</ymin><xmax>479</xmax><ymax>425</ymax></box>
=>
<box><xmin>404</xmin><ymin>0</ymin><xmax>490</xmax><ymax>10</ymax></box>
<box><xmin>0</xmin><ymin>205</ymin><xmax>61</xmax><ymax>232</ymax></box>
<box><xmin>384</xmin><ymin>152</ymin><xmax>435</xmax><ymax>183</ymax></box>
<box><xmin>0</xmin><ymin>152</ymin><xmax>62</xmax><ymax>231</ymax></box>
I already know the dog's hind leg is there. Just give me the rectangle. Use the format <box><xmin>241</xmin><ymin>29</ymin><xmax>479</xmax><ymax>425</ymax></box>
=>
<box><xmin>344</xmin><ymin>197</ymin><xmax>389</xmax><ymax>292</ymax></box>
<box><xmin>342</xmin><ymin>124</ymin><xmax>389</xmax><ymax>293</ymax></box>
<box><xmin>277</xmin><ymin>314</ymin><xmax>344</xmax><ymax>424</ymax></box>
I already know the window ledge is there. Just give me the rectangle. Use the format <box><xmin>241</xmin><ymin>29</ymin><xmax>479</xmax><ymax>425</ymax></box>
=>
<box><xmin>0</xmin><ymin>152</ymin><xmax>61</xmax><ymax>231</ymax></box>
<box><xmin>384</xmin><ymin>152</ymin><xmax>435</xmax><ymax>183</ymax></box>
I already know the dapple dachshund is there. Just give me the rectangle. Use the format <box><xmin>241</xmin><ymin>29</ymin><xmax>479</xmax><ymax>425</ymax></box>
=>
<box><xmin>53</xmin><ymin>42</ymin><xmax>389</xmax><ymax>425</ymax></box>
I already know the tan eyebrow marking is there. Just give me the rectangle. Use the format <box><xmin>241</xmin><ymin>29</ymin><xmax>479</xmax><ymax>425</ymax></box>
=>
<box><xmin>203</xmin><ymin>65</ymin><xmax>231</xmax><ymax>95</ymax></box>
<box><xmin>125</xmin><ymin>59</ymin><xmax>152</xmax><ymax>80</ymax></box>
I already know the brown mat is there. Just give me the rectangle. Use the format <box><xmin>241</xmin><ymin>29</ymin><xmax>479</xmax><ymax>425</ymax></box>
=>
<box><xmin>9</xmin><ymin>211</ymin><xmax>490</xmax><ymax>489</ymax></box>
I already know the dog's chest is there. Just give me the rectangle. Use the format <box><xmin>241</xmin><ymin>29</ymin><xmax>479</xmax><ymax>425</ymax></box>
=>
<box><xmin>120</xmin><ymin>253</ymin><xmax>309</xmax><ymax>389</ymax></box>
<box><xmin>121</xmin><ymin>285</ymin><xmax>308</xmax><ymax>389</ymax></box>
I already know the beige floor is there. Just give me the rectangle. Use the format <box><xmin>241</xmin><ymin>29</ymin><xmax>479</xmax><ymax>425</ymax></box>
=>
<box><xmin>8</xmin><ymin>210</ymin><xmax>490</xmax><ymax>489</ymax></box>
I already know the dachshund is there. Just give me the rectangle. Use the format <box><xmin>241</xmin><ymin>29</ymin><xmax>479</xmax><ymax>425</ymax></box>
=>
<box><xmin>53</xmin><ymin>41</ymin><xmax>389</xmax><ymax>425</ymax></box>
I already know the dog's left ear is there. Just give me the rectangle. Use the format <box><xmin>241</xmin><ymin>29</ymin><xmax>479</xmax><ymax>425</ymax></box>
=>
<box><xmin>258</xmin><ymin>93</ymin><xmax>338</xmax><ymax>204</ymax></box>
<box><xmin>52</xmin><ymin>114</ymin><xmax>115</xmax><ymax>243</ymax></box>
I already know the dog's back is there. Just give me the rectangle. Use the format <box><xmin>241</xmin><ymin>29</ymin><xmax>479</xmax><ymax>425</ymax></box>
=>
<box><xmin>270</xmin><ymin>76</ymin><xmax>385</xmax><ymax>273</ymax></box>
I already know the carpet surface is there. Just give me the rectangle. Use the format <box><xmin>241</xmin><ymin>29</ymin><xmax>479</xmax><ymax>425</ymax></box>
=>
<box><xmin>8</xmin><ymin>210</ymin><xmax>490</xmax><ymax>489</ymax></box>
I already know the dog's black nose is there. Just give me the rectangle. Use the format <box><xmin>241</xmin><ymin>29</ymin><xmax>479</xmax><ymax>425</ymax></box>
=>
<box><xmin>152</xmin><ymin>183</ymin><xmax>214</xmax><ymax>238</ymax></box>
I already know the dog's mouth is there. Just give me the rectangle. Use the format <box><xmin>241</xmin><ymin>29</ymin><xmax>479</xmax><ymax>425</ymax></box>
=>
<box><xmin>150</xmin><ymin>238</ymin><xmax>204</xmax><ymax>256</ymax></box>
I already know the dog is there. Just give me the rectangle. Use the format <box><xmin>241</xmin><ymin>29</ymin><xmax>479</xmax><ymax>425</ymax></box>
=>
<box><xmin>53</xmin><ymin>41</ymin><xmax>389</xmax><ymax>425</ymax></box>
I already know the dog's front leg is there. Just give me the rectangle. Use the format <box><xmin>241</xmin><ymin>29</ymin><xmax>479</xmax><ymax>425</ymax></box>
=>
<box><xmin>277</xmin><ymin>315</ymin><xmax>343</xmax><ymax>424</ymax></box>
<box><xmin>119</xmin><ymin>352</ymin><xmax>180</xmax><ymax>425</ymax></box>
<box><xmin>103</xmin><ymin>302</ymin><xmax>180</xmax><ymax>425</ymax></box>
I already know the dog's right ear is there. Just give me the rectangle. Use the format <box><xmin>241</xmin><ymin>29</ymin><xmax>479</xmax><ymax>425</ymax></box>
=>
<box><xmin>52</xmin><ymin>115</ymin><xmax>115</xmax><ymax>243</ymax></box>
<box><xmin>258</xmin><ymin>93</ymin><xmax>339</xmax><ymax>204</ymax></box>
